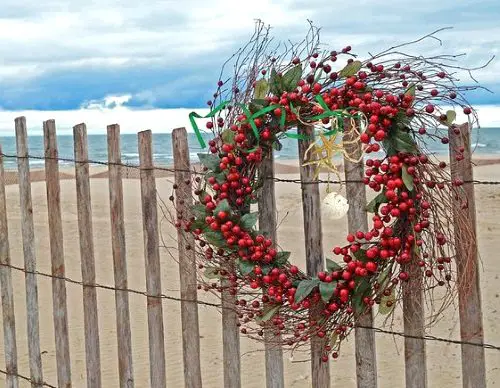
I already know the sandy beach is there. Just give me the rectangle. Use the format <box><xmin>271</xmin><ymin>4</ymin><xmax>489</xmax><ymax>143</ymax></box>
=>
<box><xmin>0</xmin><ymin>160</ymin><xmax>499</xmax><ymax>387</ymax></box>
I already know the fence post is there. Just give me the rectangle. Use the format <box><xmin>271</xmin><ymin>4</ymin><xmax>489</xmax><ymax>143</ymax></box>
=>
<box><xmin>343</xmin><ymin>121</ymin><xmax>378</xmax><ymax>388</ymax></box>
<box><xmin>43</xmin><ymin>120</ymin><xmax>72</xmax><ymax>388</ymax></box>
<box><xmin>258</xmin><ymin>148</ymin><xmax>285</xmax><ymax>388</ymax></box>
<box><xmin>0</xmin><ymin>146</ymin><xmax>19</xmax><ymax>388</ymax></box>
<box><xmin>107</xmin><ymin>124</ymin><xmax>135</xmax><ymax>388</ymax></box>
<box><xmin>297</xmin><ymin>123</ymin><xmax>330</xmax><ymax>388</ymax></box>
<box><xmin>171</xmin><ymin>127</ymin><xmax>203</xmax><ymax>388</ymax></box>
<box><xmin>73</xmin><ymin>123</ymin><xmax>102</xmax><ymax>388</ymax></box>
<box><xmin>448</xmin><ymin>123</ymin><xmax>486</xmax><ymax>388</ymax></box>
<box><xmin>222</xmin><ymin>272</ymin><xmax>241</xmax><ymax>388</ymax></box>
<box><xmin>138</xmin><ymin>130</ymin><xmax>167</xmax><ymax>388</ymax></box>
<box><xmin>15</xmin><ymin>117</ymin><xmax>44</xmax><ymax>388</ymax></box>
<box><xmin>401</xmin><ymin>257</ymin><xmax>427</xmax><ymax>387</ymax></box>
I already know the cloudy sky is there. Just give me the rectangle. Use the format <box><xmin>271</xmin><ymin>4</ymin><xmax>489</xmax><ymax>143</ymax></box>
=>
<box><xmin>0</xmin><ymin>0</ymin><xmax>499</xmax><ymax>134</ymax></box>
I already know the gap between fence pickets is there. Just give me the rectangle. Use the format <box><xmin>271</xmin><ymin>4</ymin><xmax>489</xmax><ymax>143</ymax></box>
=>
<box><xmin>258</xmin><ymin>149</ymin><xmax>285</xmax><ymax>388</ymax></box>
<box><xmin>449</xmin><ymin>123</ymin><xmax>486</xmax><ymax>388</ymax></box>
<box><xmin>107</xmin><ymin>124</ymin><xmax>135</xmax><ymax>388</ymax></box>
<box><xmin>15</xmin><ymin>117</ymin><xmax>44</xmax><ymax>387</ymax></box>
<box><xmin>138</xmin><ymin>130</ymin><xmax>167</xmax><ymax>388</ymax></box>
<box><xmin>73</xmin><ymin>123</ymin><xmax>102</xmax><ymax>388</ymax></box>
<box><xmin>0</xmin><ymin>145</ymin><xmax>19</xmax><ymax>388</ymax></box>
<box><xmin>297</xmin><ymin>123</ymin><xmax>330</xmax><ymax>388</ymax></box>
<box><xmin>172</xmin><ymin>127</ymin><xmax>203</xmax><ymax>388</ymax></box>
<box><xmin>43</xmin><ymin>119</ymin><xmax>72</xmax><ymax>388</ymax></box>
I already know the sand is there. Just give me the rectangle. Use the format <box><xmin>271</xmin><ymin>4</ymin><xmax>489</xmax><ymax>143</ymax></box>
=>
<box><xmin>0</xmin><ymin>161</ymin><xmax>499</xmax><ymax>387</ymax></box>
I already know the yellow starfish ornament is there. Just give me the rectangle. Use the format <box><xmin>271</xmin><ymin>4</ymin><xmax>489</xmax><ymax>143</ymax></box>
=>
<box><xmin>302</xmin><ymin>115</ymin><xmax>367</xmax><ymax>187</ymax></box>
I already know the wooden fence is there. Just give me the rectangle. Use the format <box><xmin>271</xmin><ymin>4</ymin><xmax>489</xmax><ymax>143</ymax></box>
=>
<box><xmin>0</xmin><ymin>117</ymin><xmax>490</xmax><ymax>388</ymax></box>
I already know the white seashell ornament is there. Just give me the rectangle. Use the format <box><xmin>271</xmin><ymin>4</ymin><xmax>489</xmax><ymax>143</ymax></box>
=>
<box><xmin>323</xmin><ymin>191</ymin><xmax>349</xmax><ymax>220</ymax></box>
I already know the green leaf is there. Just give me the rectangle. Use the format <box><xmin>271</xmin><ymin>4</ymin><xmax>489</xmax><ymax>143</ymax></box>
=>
<box><xmin>190</xmin><ymin>219</ymin><xmax>207</xmax><ymax>232</ymax></box>
<box><xmin>269</xmin><ymin>68</ymin><xmax>284</xmax><ymax>96</ymax></box>
<box><xmin>401</xmin><ymin>165</ymin><xmax>414</xmax><ymax>192</ymax></box>
<box><xmin>273</xmin><ymin>139</ymin><xmax>283</xmax><ymax>151</ymax></box>
<box><xmin>294</xmin><ymin>279</ymin><xmax>320</xmax><ymax>303</ymax></box>
<box><xmin>446</xmin><ymin>110</ymin><xmax>456</xmax><ymax>126</ymax></box>
<box><xmin>214</xmin><ymin>199</ymin><xmax>231</xmax><ymax>215</ymax></box>
<box><xmin>204</xmin><ymin>266</ymin><xmax>221</xmax><ymax>279</ymax></box>
<box><xmin>274</xmin><ymin>251</ymin><xmax>291</xmax><ymax>267</ymax></box>
<box><xmin>261</xmin><ymin>264</ymin><xmax>272</xmax><ymax>275</ymax></box>
<box><xmin>191</xmin><ymin>204</ymin><xmax>207</xmax><ymax>219</ymax></box>
<box><xmin>353</xmin><ymin>249</ymin><xmax>368</xmax><ymax>263</ymax></box>
<box><xmin>339</xmin><ymin>60</ymin><xmax>362</xmax><ymax>78</ymax></box>
<box><xmin>378</xmin><ymin>287</ymin><xmax>396</xmax><ymax>315</ymax></box>
<box><xmin>377</xmin><ymin>266</ymin><xmax>392</xmax><ymax>290</ymax></box>
<box><xmin>405</xmin><ymin>84</ymin><xmax>416</xmax><ymax>97</ymax></box>
<box><xmin>366</xmin><ymin>192</ymin><xmax>387</xmax><ymax>213</ymax></box>
<box><xmin>352</xmin><ymin>277</ymin><xmax>371</xmax><ymax>314</ymax></box>
<box><xmin>204</xmin><ymin>231</ymin><xmax>226</xmax><ymax>247</ymax></box>
<box><xmin>254</xmin><ymin>79</ymin><xmax>269</xmax><ymax>99</ymax></box>
<box><xmin>330</xmin><ymin>331</ymin><xmax>339</xmax><ymax>348</ymax></box>
<box><xmin>326</xmin><ymin>258</ymin><xmax>342</xmax><ymax>272</ymax></box>
<box><xmin>238</xmin><ymin>259</ymin><xmax>255</xmax><ymax>275</ymax></box>
<box><xmin>249</xmin><ymin>98</ymin><xmax>269</xmax><ymax>113</ymax></box>
<box><xmin>392</xmin><ymin>130</ymin><xmax>418</xmax><ymax>153</ymax></box>
<box><xmin>282</xmin><ymin>64</ymin><xmax>303</xmax><ymax>92</ymax></box>
<box><xmin>319</xmin><ymin>281</ymin><xmax>336</xmax><ymax>303</ymax></box>
<box><xmin>221</xmin><ymin>129</ymin><xmax>235</xmax><ymax>145</ymax></box>
<box><xmin>382</xmin><ymin>137</ymin><xmax>397</xmax><ymax>156</ymax></box>
<box><xmin>256</xmin><ymin>304</ymin><xmax>281</xmax><ymax>322</ymax></box>
<box><xmin>198</xmin><ymin>153</ymin><xmax>220</xmax><ymax>171</ymax></box>
<box><xmin>240</xmin><ymin>212</ymin><xmax>258</xmax><ymax>230</ymax></box>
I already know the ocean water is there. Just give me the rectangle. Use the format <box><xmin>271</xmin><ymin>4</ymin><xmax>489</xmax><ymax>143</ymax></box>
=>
<box><xmin>0</xmin><ymin>128</ymin><xmax>498</xmax><ymax>170</ymax></box>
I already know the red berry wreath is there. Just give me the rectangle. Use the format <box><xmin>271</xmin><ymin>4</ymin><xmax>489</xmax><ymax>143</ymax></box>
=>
<box><xmin>176</xmin><ymin>23</ymin><xmax>483</xmax><ymax>361</ymax></box>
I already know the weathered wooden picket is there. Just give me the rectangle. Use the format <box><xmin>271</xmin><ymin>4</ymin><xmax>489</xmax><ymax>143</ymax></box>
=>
<box><xmin>0</xmin><ymin>117</ymin><xmax>488</xmax><ymax>388</ymax></box>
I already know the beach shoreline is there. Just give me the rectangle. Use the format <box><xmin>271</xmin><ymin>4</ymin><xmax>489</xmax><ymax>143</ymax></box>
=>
<box><xmin>2</xmin><ymin>153</ymin><xmax>500</xmax><ymax>185</ymax></box>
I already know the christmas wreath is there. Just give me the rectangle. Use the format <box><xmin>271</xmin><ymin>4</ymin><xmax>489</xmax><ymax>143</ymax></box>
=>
<box><xmin>174</xmin><ymin>22</ymin><xmax>484</xmax><ymax>361</ymax></box>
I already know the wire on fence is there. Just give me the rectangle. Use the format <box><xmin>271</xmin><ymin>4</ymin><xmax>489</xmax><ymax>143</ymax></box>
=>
<box><xmin>2</xmin><ymin>152</ymin><xmax>500</xmax><ymax>186</ymax></box>
<box><xmin>0</xmin><ymin>262</ymin><xmax>223</xmax><ymax>309</ymax></box>
<box><xmin>1</xmin><ymin>261</ymin><xmax>499</xmax><ymax>353</ymax></box>
<box><xmin>0</xmin><ymin>368</ymin><xmax>57</xmax><ymax>388</ymax></box>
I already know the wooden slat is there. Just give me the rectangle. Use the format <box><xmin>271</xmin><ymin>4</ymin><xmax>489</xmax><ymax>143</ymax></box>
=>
<box><xmin>402</xmin><ymin>259</ymin><xmax>427</xmax><ymax>387</ymax></box>
<box><xmin>221</xmin><ymin>273</ymin><xmax>240</xmax><ymax>388</ymax></box>
<box><xmin>0</xmin><ymin>146</ymin><xmax>19</xmax><ymax>388</ymax></box>
<box><xmin>297</xmin><ymin>124</ymin><xmax>330</xmax><ymax>388</ymax></box>
<box><xmin>15</xmin><ymin>117</ymin><xmax>44</xmax><ymax>387</ymax></box>
<box><xmin>73</xmin><ymin>123</ymin><xmax>102</xmax><ymax>388</ymax></box>
<box><xmin>449</xmin><ymin>123</ymin><xmax>486</xmax><ymax>388</ymax></box>
<box><xmin>43</xmin><ymin>120</ymin><xmax>72</xmax><ymax>388</ymax></box>
<box><xmin>258</xmin><ymin>149</ymin><xmax>285</xmax><ymax>388</ymax></box>
<box><xmin>107</xmin><ymin>124</ymin><xmax>134</xmax><ymax>388</ymax></box>
<box><xmin>171</xmin><ymin>127</ymin><xmax>202</xmax><ymax>388</ymax></box>
<box><xmin>399</xmin><ymin>118</ymin><xmax>427</xmax><ymax>388</ymax></box>
<box><xmin>138</xmin><ymin>130</ymin><xmax>166</xmax><ymax>388</ymax></box>
<box><xmin>343</xmin><ymin>121</ymin><xmax>378</xmax><ymax>388</ymax></box>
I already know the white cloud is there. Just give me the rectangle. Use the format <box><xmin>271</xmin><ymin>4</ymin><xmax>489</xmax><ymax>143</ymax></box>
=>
<box><xmin>0</xmin><ymin>103</ymin><xmax>210</xmax><ymax>136</ymax></box>
<box><xmin>0</xmin><ymin>99</ymin><xmax>498</xmax><ymax>138</ymax></box>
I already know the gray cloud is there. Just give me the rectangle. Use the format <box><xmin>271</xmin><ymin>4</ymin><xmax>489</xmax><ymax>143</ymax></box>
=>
<box><xmin>0</xmin><ymin>0</ymin><xmax>498</xmax><ymax>109</ymax></box>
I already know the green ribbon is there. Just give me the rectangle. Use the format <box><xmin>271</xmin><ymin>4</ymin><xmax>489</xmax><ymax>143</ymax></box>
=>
<box><xmin>189</xmin><ymin>101</ymin><xmax>231</xmax><ymax>149</ymax></box>
<box><xmin>189</xmin><ymin>101</ymin><xmax>286</xmax><ymax>149</ymax></box>
<box><xmin>189</xmin><ymin>94</ymin><xmax>363</xmax><ymax>148</ymax></box>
